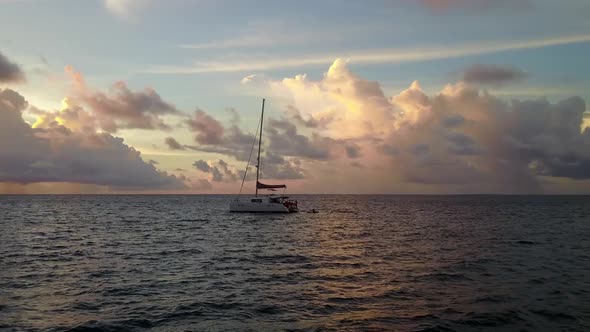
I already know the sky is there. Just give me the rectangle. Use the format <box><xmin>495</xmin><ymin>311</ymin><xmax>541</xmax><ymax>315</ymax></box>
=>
<box><xmin>1</xmin><ymin>0</ymin><xmax>590</xmax><ymax>194</ymax></box>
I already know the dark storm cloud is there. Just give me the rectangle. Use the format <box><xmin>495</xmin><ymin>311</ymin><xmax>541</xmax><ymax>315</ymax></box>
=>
<box><xmin>0</xmin><ymin>51</ymin><xmax>25</xmax><ymax>83</ymax></box>
<box><xmin>462</xmin><ymin>64</ymin><xmax>527</xmax><ymax>86</ymax></box>
<box><xmin>0</xmin><ymin>88</ymin><xmax>185</xmax><ymax>190</ymax></box>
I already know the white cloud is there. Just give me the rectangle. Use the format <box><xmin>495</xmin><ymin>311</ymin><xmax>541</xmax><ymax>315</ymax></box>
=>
<box><xmin>145</xmin><ymin>33</ymin><xmax>590</xmax><ymax>74</ymax></box>
<box><xmin>240</xmin><ymin>74</ymin><xmax>257</xmax><ymax>85</ymax></box>
<box><xmin>0</xmin><ymin>88</ymin><xmax>185</xmax><ymax>191</ymax></box>
<box><xmin>180</xmin><ymin>35</ymin><xmax>272</xmax><ymax>50</ymax></box>
<box><xmin>265</xmin><ymin>60</ymin><xmax>590</xmax><ymax>193</ymax></box>
<box><xmin>104</xmin><ymin>0</ymin><xmax>148</xmax><ymax>19</ymax></box>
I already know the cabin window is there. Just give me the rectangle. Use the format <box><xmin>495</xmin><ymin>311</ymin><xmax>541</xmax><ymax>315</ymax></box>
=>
<box><xmin>251</xmin><ymin>199</ymin><xmax>262</xmax><ymax>203</ymax></box>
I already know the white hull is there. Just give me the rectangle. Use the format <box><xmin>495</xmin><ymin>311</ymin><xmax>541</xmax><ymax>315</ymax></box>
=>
<box><xmin>229</xmin><ymin>196</ymin><xmax>297</xmax><ymax>213</ymax></box>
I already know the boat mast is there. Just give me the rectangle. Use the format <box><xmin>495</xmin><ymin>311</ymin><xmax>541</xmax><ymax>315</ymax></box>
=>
<box><xmin>255</xmin><ymin>98</ymin><xmax>265</xmax><ymax>196</ymax></box>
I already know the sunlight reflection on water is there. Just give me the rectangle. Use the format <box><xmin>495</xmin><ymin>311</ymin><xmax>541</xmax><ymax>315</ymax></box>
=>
<box><xmin>0</xmin><ymin>195</ymin><xmax>589</xmax><ymax>331</ymax></box>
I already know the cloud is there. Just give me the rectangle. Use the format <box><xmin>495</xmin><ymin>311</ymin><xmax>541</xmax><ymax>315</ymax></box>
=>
<box><xmin>271</xmin><ymin>58</ymin><xmax>394</xmax><ymax>138</ymax></box>
<box><xmin>266</xmin><ymin>117</ymin><xmax>357</xmax><ymax>160</ymax></box>
<box><xmin>260</xmin><ymin>157</ymin><xmax>305</xmax><ymax>180</ymax></box>
<box><xmin>104</xmin><ymin>0</ymin><xmax>148</xmax><ymax>19</ymax></box>
<box><xmin>164</xmin><ymin>136</ymin><xmax>185</xmax><ymax>150</ymax></box>
<box><xmin>144</xmin><ymin>33</ymin><xmax>590</xmax><ymax>74</ymax></box>
<box><xmin>186</xmin><ymin>109</ymin><xmax>225</xmax><ymax>145</ymax></box>
<box><xmin>345</xmin><ymin>144</ymin><xmax>361</xmax><ymax>158</ymax></box>
<box><xmin>180</xmin><ymin>34</ymin><xmax>272</xmax><ymax>50</ymax></box>
<box><xmin>64</xmin><ymin>56</ymin><xmax>584</xmax><ymax>194</ymax></box>
<box><xmin>184</xmin><ymin>110</ymin><xmax>258</xmax><ymax>161</ymax></box>
<box><xmin>0</xmin><ymin>88</ymin><xmax>185</xmax><ymax>191</ymax></box>
<box><xmin>462</xmin><ymin>64</ymin><xmax>527</xmax><ymax>86</ymax></box>
<box><xmin>583</xmin><ymin>113</ymin><xmax>590</xmax><ymax>133</ymax></box>
<box><xmin>179</xmin><ymin>103</ymin><xmax>355</xmax><ymax>187</ymax></box>
<box><xmin>0</xmin><ymin>51</ymin><xmax>25</xmax><ymax>83</ymax></box>
<box><xmin>270</xmin><ymin>59</ymin><xmax>590</xmax><ymax>193</ymax></box>
<box><xmin>226</xmin><ymin>107</ymin><xmax>241</xmax><ymax>124</ymax></box>
<box><xmin>189</xmin><ymin>178</ymin><xmax>212</xmax><ymax>190</ymax></box>
<box><xmin>266</xmin><ymin>118</ymin><xmax>330</xmax><ymax>159</ymax></box>
<box><xmin>193</xmin><ymin>159</ymin><xmax>240</xmax><ymax>182</ymax></box>
<box><xmin>65</xmin><ymin>66</ymin><xmax>179</xmax><ymax>132</ymax></box>
<box><xmin>421</xmin><ymin>0</ymin><xmax>531</xmax><ymax>12</ymax></box>
<box><xmin>240</xmin><ymin>74</ymin><xmax>258</xmax><ymax>85</ymax></box>
<box><xmin>286</xmin><ymin>105</ymin><xmax>334</xmax><ymax>129</ymax></box>
<box><xmin>178</xmin><ymin>20</ymin><xmax>339</xmax><ymax>51</ymax></box>
<box><xmin>192</xmin><ymin>159</ymin><xmax>211</xmax><ymax>172</ymax></box>
<box><xmin>31</xmin><ymin>101</ymin><xmax>97</xmax><ymax>132</ymax></box>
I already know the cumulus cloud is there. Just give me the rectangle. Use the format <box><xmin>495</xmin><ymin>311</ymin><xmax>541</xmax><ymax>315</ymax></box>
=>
<box><xmin>272</xmin><ymin>58</ymin><xmax>395</xmax><ymax>138</ymax></box>
<box><xmin>65</xmin><ymin>66</ymin><xmax>179</xmax><ymax>132</ymax></box>
<box><xmin>164</xmin><ymin>136</ymin><xmax>185</xmax><ymax>150</ymax></box>
<box><xmin>184</xmin><ymin>110</ymin><xmax>258</xmax><ymax>161</ymax></box>
<box><xmin>266</xmin><ymin>118</ymin><xmax>330</xmax><ymax>159</ymax></box>
<box><xmin>260</xmin><ymin>156</ymin><xmax>305</xmax><ymax>180</ymax></box>
<box><xmin>287</xmin><ymin>105</ymin><xmax>334</xmax><ymax>129</ymax></box>
<box><xmin>193</xmin><ymin>155</ymin><xmax>303</xmax><ymax>183</ymax></box>
<box><xmin>193</xmin><ymin>159</ymin><xmax>240</xmax><ymax>182</ymax></box>
<box><xmin>186</xmin><ymin>109</ymin><xmax>225</xmax><ymax>144</ymax></box>
<box><xmin>192</xmin><ymin>159</ymin><xmax>211</xmax><ymax>172</ymax></box>
<box><xmin>270</xmin><ymin>59</ymin><xmax>590</xmax><ymax>193</ymax></box>
<box><xmin>387</xmin><ymin>82</ymin><xmax>589</xmax><ymax>190</ymax></box>
<box><xmin>0</xmin><ymin>51</ymin><xmax>25</xmax><ymax>83</ymax></box>
<box><xmin>178</xmin><ymin>59</ymin><xmax>584</xmax><ymax>193</ymax></box>
<box><xmin>0</xmin><ymin>88</ymin><xmax>185</xmax><ymax>191</ymax></box>
<box><xmin>31</xmin><ymin>100</ymin><xmax>97</xmax><ymax>132</ymax></box>
<box><xmin>266</xmin><ymin>117</ymin><xmax>358</xmax><ymax>160</ymax></box>
<box><xmin>462</xmin><ymin>64</ymin><xmax>527</xmax><ymax>86</ymax></box>
<box><xmin>44</xmin><ymin>57</ymin><xmax>582</xmax><ymax>194</ymax></box>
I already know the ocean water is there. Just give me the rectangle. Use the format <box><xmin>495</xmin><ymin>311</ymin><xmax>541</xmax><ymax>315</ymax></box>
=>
<box><xmin>0</xmin><ymin>195</ymin><xmax>589</xmax><ymax>332</ymax></box>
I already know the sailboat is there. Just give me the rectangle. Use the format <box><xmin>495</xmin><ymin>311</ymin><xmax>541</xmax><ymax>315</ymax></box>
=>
<box><xmin>229</xmin><ymin>99</ymin><xmax>299</xmax><ymax>213</ymax></box>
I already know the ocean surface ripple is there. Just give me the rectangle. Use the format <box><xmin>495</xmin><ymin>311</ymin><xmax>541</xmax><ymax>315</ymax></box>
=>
<box><xmin>1</xmin><ymin>195</ymin><xmax>589</xmax><ymax>331</ymax></box>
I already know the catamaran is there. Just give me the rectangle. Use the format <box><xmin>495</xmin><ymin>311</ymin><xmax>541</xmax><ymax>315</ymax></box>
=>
<box><xmin>229</xmin><ymin>99</ymin><xmax>299</xmax><ymax>213</ymax></box>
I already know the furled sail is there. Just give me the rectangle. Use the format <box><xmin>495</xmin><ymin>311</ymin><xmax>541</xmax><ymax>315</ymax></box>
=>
<box><xmin>256</xmin><ymin>181</ymin><xmax>286</xmax><ymax>189</ymax></box>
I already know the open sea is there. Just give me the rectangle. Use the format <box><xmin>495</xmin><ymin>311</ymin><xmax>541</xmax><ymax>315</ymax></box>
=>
<box><xmin>0</xmin><ymin>195</ymin><xmax>589</xmax><ymax>331</ymax></box>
